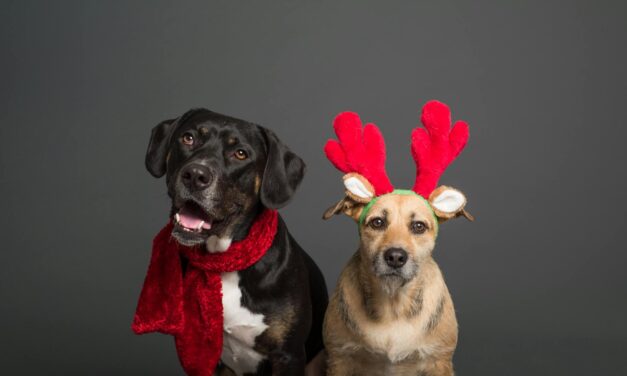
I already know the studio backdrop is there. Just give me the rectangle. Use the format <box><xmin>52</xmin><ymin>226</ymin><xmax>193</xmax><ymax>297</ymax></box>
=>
<box><xmin>1</xmin><ymin>1</ymin><xmax>626</xmax><ymax>375</ymax></box>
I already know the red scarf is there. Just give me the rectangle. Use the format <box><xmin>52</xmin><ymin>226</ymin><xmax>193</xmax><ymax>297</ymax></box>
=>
<box><xmin>132</xmin><ymin>209</ymin><xmax>278</xmax><ymax>376</ymax></box>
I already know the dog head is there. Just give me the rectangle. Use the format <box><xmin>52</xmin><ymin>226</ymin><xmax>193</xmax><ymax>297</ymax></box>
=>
<box><xmin>145</xmin><ymin>109</ymin><xmax>304</xmax><ymax>252</ymax></box>
<box><xmin>324</xmin><ymin>174</ymin><xmax>471</xmax><ymax>292</ymax></box>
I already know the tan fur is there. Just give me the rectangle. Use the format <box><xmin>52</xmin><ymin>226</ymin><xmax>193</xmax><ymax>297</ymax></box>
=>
<box><xmin>304</xmin><ymin>351</ymin><xmax>327</xmax><ymax>376</ymax></box>
<box><xmin>323</xmin><ymin>196</ymin><xmax>364</xmax><ymax>221</ymax></box>
<box><xmin>265</xmin><ymin>304</ymin><xmax>296</xmax><ymax>344</ymax></box>
<box><xmin>254</xmin><ymin>175</ymin><xmax>262</xmax><ymax>194</ymax></box>
<box><xmin>324</xmin><ymin>194</ymin><xmax>458</xmax><ymax>376</ymax></box>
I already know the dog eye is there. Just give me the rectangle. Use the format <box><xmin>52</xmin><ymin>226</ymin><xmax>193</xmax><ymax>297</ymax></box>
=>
<box><xmin>181</xmin><ymin>132</ymin><xmax>194</xmax><ymax>146</ymax></box>
<box><xmin>234</xmin><ymin>149</ymin><xmax>248</xmax><ymax>160</ymax></box>
<box><xmin>369</xmin><ymin>217</ymin><xmax>386</xmax><ymax>229</ymax></box>
<box><xmin>411</xmin><ymin>221</ymin><xmax>427</xmax><ymax>234</ymax></box>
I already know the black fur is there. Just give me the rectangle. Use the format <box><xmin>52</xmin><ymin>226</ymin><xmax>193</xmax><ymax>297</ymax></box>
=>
<box><xmin>145</xmin><ymin>109</ymin><xmax>328</xmax><ymax>375</ymax></box>
<box><xmin>145</xmin><ymin>117</ymin><xmax>177</xmax><ymax>178</ymax></box>
<box><xmin>258</xmin><ymin>127</ymin><xmax>305</xmax><ymax>209</ymax></box>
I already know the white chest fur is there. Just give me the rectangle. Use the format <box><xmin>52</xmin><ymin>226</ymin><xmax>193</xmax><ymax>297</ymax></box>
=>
<box><xmin>354</xmin><ymin>279</ymin><xmax>447</xmax><ymax>363</ymax></box>
<box><xmin>220</xmin><ymin>271</ymin><xmax>269</xmax><ymax>376</ymax></box>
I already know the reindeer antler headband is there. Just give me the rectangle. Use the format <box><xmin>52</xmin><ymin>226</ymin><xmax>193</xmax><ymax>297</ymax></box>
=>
<box><xmin>324</xmin><ymin>100</ymin><xmax>473</xmax><ymax>230</ymax></box>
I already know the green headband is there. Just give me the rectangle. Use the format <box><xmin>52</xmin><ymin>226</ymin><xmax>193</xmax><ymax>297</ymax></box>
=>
<box><xmin>357</xmin><ymin>189</ymin><xmax>439</xmax><ymax>236</ymax></box>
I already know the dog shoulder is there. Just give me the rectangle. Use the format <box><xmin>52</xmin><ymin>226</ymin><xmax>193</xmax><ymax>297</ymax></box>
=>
<box><xmin>324</xmin><ymin>254</ymin><xmax>363</xmax><ymax>350</ymax></box>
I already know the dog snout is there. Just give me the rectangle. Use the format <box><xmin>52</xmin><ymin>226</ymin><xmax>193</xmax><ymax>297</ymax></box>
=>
<box><xmin>180</xmin><ymin>163</ymin><xmax>213</xmax><ymax>192</ymax></box>
<box><xmin>383</xmin><ymin>248</ymin><xmax>408</xmax><ymax>269</ymax></box>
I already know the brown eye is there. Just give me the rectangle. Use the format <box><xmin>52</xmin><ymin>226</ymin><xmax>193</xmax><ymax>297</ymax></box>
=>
<box><xmin>411</xmin><ymin>221</ymin><xmax>427</xmax><ymax>234</ymax></box>
<box><xmin>369</xmin><ymin>217</ymin><xmax>385</xmax><ymax>229</ymax></box>
<box><xmin>182</xmin><ymin>133</ymin><xmax>194</xmax><ymax>146</ymax></box>
<box><xmin>234</xmin><ymin>149</ymin><xmax>248</xmax><ymax>160</ymax></box>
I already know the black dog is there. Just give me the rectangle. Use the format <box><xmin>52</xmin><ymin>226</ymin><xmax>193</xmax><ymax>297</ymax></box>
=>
<box><xmin>145</xmin><ymin>109</ymin><xmax>328</xmax><ymax>375</ymax></box>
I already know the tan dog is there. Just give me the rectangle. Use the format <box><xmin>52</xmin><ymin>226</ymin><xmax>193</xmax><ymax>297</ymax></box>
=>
<box><xmin>321</xmin><ymin>101</ymin><xmax>472</xmax><ymax>375</ymax></box>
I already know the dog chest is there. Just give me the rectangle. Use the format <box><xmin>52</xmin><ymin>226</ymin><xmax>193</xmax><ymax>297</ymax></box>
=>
<box><xmin>362</xmin><ymin>319</ymin><xmax>431</xmax><ymax>362</ymax></box>
<box><xmin>220</xmin><ymin>271</ymin><xmax>269</xmax><ymax>375</ymax></box>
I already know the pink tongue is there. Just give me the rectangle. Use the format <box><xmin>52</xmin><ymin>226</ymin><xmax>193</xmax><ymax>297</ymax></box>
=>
<box><xmin>178</xmin><ymin>206</ymin><xmax>212</xmax><ymax>230</ymax></box>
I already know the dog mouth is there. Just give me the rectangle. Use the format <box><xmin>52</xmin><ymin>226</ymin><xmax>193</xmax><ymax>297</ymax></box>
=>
<box><xmin>378</xmin><ymin>270</ymin><xmax>405</xmax><ymax>278</ymax></box>
<box><xmin>173</xmin><ymin>201</ymin><xmax>216</xmax><ymax>234</ymax></box>
<box><xmin>372</xmin><ymin>257</ymin><xmax>417</xmax><ymax>281</ymax></box>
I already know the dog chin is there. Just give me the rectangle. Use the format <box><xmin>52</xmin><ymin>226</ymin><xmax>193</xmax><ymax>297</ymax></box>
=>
<box><xmin>171</xmin><ymin>226</ymin><xmax>234</xmax><ymax>252</ymax></box>
<box><xmin>377</xmin><ymin>274</ymin><xmax>408</xmax><ymax>296</ymax></box>
<box><xmin>171</xmin><ymin>227</ymin><xmax>208</xmax><ymax>247</ymax></box>
<box><xmin>373</xmin><ymin>261</ymin><xmax>418</xmax><ymax>295</ymax></box>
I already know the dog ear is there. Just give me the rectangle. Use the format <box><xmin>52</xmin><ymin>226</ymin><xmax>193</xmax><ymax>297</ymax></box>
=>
<box><xmin>323</xmin><ymin>173</ymin><xmax>375</xmax><ymax>221</ymax></box>
<box><xmin>322</xmin><ymin>196</ymin><xmax>368</xmax><ymax>221</ymax></box>
<box><xmin>145</xmin><ymin>118</ymin><xmax>177</xmax><ymax>178</ymax></box>
<box><xmin>258</xmin><ymin>127</ymin><xmax>306</xmax><ymax>209</ymax></box>
<box><xmin>428</xmin><ymin>185</ymin><xmax>474</xmax><ymax>222</ymax></box>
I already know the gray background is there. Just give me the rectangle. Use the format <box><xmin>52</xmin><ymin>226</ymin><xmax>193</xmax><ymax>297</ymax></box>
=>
<box><xmin>1</xmin><ymin>0</ymin><xmax>626</xmax><ymax>375</ymax></box>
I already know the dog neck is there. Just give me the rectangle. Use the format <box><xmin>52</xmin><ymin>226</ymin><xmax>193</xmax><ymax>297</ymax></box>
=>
<box><xmin>205</xmin><ymin>204</ymin><xmax>265</xmax><ymax>253</ymax></box>
<box><xmin>231</xmin><ymin>205</ymin><xmax>264</xmax><ymax>241</ymax></box>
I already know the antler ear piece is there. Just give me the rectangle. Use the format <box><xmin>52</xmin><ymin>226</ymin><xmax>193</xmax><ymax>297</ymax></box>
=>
<box><xmin>429</xmin><ymin>186</ymin><xmax>474</xmax><ymax>222</ymax></box>
<box><xmin>342</xmin><ymin>173</ymin><xmax>375</xmax><ymax>203</ymax></box>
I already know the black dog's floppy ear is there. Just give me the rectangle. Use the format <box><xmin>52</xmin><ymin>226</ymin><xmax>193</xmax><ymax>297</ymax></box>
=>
<box><xmin>259</xmin><ymin>126</ymin><xmax>306</xmax><ymax>209</ymax></box>
<box><xmin>145</xmin><ymin>118</ymin><xmax>177</xmax><ymax>178</ymax></box>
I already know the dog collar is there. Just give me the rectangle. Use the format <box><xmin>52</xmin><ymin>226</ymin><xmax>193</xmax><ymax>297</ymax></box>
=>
<box><xmin>358</xmin><ymin>189</ymin><xmax>439</xmax><ymax>236</ymax></box>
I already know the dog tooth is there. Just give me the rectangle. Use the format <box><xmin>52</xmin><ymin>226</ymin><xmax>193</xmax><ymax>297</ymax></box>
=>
<box><xmin>197</xmin><ymin>221</ymin><xmax>204</xmax><ymax>231</ymax></box>
<box><xmin>175</xmin><ymin>213</ymin><xmax>180</xmax><ymax>223</ymax></box>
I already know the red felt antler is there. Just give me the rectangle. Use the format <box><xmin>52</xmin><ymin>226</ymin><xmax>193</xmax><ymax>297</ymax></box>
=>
<box><xmin>324</xmin><ymin>112</ymin><xmax>394</xmax><ymax>196</ymax></box>
<box><xmin>411</xmin><ymin>101</ymin><xmax>469</xmax><ymax>197</ymax></box>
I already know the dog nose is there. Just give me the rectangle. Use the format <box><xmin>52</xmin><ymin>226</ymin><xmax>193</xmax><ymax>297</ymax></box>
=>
<box><xmin>180</xmin><ymin>164</ymin><xmax>213</xmax><ymax>192</ymax></box>
<box><xmin>384</xmin><ymin>248</ymin><xmax>408</xmax><ymax>269</ymax></box>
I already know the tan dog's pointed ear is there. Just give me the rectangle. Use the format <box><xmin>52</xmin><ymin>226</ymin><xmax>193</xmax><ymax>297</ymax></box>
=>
<box><xmin>429</xmin><ymin>186</ymin><xmax>474</xmax><ymax>222</ymax></box>
<box><xmin>322</xmin><ymin>199</ymin><xmax>344</xmax><ymax>220</ymax></box>
<box><xmin>322</xmin><ymin>173</ymin><xmax>375</xmax><ymax>222</ymax></box>
<box><xmin>322</xmin><ymin>196</ymin><xmax>369</xmax><ymax>222</ymax></box>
